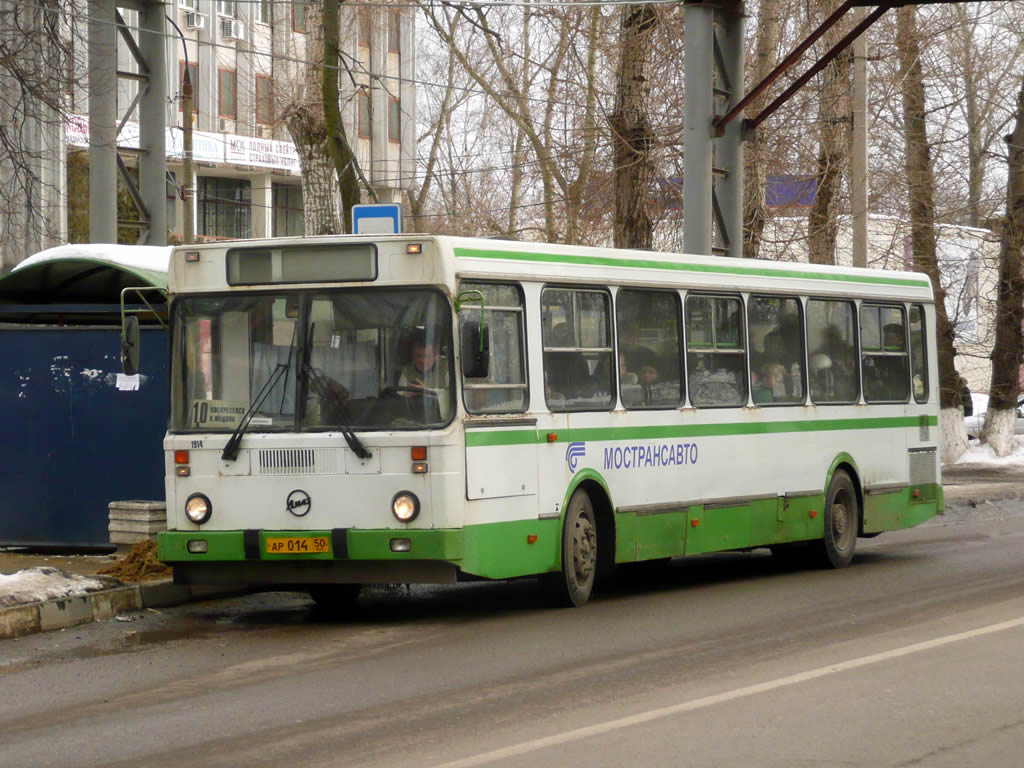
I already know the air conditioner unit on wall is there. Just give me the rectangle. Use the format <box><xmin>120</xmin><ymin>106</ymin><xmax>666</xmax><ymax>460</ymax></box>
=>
<box><xmin>221</xmin><ymin>18</ymin><xmax>245</xmax><ymax>40</ymax></box>
<box><xmin>185</xmin><ymin>12</ymin><xmax>205</xmax><ymax>30</ymax></box>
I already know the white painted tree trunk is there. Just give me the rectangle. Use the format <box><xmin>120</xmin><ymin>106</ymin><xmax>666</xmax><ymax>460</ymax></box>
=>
<box><xmin>940</xmin><ymin>407</ymin><xmax>968</xmax><ymax>464</ymax></box>
<box><xmin>983</xmin><ymin>407</ymin><xmax>1017</xmax><ymax>457</ymax></box>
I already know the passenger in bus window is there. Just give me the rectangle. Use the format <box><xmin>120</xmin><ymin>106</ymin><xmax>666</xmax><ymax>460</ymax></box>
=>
<box><xmin>753</xmin><ymin>362</ymin><xmax>785</xmax><ymax>404</ymax></box>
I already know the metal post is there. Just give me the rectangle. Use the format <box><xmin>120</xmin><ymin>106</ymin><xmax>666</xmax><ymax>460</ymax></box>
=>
<box><xmin>717</xmin><ymin>5</ymin><xmax>745</xmax><ymax>259</ymax></box>
<box><xmin>182</xmin><ymin>68</ymin><xmax>194</xmax><ymax>244</ymax></box>
<box><xmin>139</xmin><ymin>1</ymin><xmax>167</xmax><ymax>245</ymax></box>
<box><xmin>683</xmin><ymin>2</ymin><xmax>715</xmax><ymax>256</ymax></box>
<box><xmin>88</xmin><ymin>0</ymin><xmax>118</xmax><ymax>243</ymax></box>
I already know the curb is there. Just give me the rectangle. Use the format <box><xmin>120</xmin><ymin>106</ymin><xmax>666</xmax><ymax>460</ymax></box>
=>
<box><xmin>0</xmin><ymin>581</ymin><xmax>245</xmax><ymax>640</ymax></box>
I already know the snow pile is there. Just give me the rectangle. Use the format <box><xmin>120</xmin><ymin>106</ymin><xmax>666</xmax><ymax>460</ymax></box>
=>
<box><xmin>955</xmin><ymin>438</ymin><xmax>1024</xmax><ymax>466</ymax></box>
<box><xmin>0</xmin><ymin>567</ymin><xmax>119</xmax><ymax>608</ymax></box>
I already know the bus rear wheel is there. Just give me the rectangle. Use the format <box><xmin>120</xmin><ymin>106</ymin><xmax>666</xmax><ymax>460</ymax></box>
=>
<box><xmin>815</xmin><ymin>469</ymin><xmax>858</xmax><ymax>568</ymax></box>
<box><xmin>308</xmin><ymin>584</ymin><xmax>362</xmax><ymax>613</ymax></box>
<box><xmin>546</xmin><ymin>488</ymin><xmax>598</xmax><ymax>607</ymax></box>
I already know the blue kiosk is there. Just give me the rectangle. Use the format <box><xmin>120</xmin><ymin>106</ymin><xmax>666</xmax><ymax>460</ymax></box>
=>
<box><xmin>0</xmin><ymin>245</ymin><xmax>170</xmax><ymax>550</ymax></box>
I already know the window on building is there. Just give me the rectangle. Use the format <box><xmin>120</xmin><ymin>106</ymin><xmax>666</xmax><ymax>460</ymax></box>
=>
<box><xmin>909</xmin><ymin>304</ymin><xmax>928</xmax><ymax>403</ymax></box>
<box><xmin>217</xmin><ymin>0</ymin><xmax>234</xmax><ymax>16</ymax></box>
<box><xmin>218</xmin><ymin>69</ymin><xmax>236</xmax><ymax>119</ymax></box>
<box><xmin>616</xmin><ymin>290</ymin><xmax>683</xmax><ymax>409</ymax></box>
<box><xmin>542</xmin><ymin>288</ymin><xmax>614</xmax><ymax>411</ymax></box>
<box><xmin>460</xmin><ymin>282</ymin><xmax>528</xmax><ymax>414</ymax></box>
<box><xmin>198</xmin><ymin>177</ymin><xmax>251</xmax><ymax>240</ymax></box>
<box><xmin>272</xmin><ymin>184</ymin><xmax>304</xmax><ymax>237</ymax></box>
<box><xmin>861</xmin><ymin>304</ymin><xmax>910</xmax><ymax>403</ymax></box>
<box><xmin>255</xmin><ymin>75</ymin><xmax>274</xmax><ymax>124</ymax></box>
<box><xmin>180</xmin><ymin>62</ymin><xmax>199</xmax><ymax>114</ymax></box>
<box><xmin>748</xmin><ymin>296</ymin><xmax>805</xmax><ymax>405</ymax></box>
<box><xmin>255</xmin><ymin>0</ymin><xmax>270</xmax><ymax>25</ymax></box>
<box><xmin>293</xmin><ymin>0</ymin><xmax>307</xmax><ymax>32</ymax></box>
<box><xmin>807</xmin><ymin>299</ymin><xmax>859</xmax><ymax>404</ymax></box>
<box><xmin>388</xmin><ymin>10</ymin><xmax>400</xmax><ymax>52</ymax></box>
<box><xmin>388</xmin><ymin>97</ymin><xmax>400</xmax><ymax>143</ymax></box>
<box><xmin>685</xmin><ymin>294</ymin><xmax>746</xmax><ymax>407</ymax></box>
<box><xmin>358</xmin><ymin>91</ymin><xmax>371</xmax><ymax>138</ymax></box>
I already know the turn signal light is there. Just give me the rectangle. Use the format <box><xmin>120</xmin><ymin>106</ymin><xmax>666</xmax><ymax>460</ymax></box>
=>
<box><xmin>547</xmin><ymin>433</ymin><xmax>558</xmax><ymax>442</ymax></box>
<box><xmin>406</xmin><ymin>243</ymin><xmax>422</xmax><ymax>254</ymax></box>
<box><xmin>174</xmin><ymin>450</ymin><xmax>189</xmax><ymax>464</ymax></box>
<box><xmin>411</xmin><ymin>446</ymin><xmax>427</xmax><ymax>460</ymax></box>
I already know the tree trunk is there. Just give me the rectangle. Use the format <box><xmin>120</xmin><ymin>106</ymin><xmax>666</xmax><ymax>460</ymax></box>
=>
<box><xmin>898</xmin><ymin>6</ymin><xmax>966</xmax><ymax>462</ymax></box>
<box><xmin>807</xmin><ymin>0</ymin><xmax>851</xmax><ymax>266</ymax></box>
<box><xmin>980</xmin><ymin>77</ymin><xmax>1024</xmax><ymax>455</ymax></box>
<box><xmin>283</xmin><ymin>2</ymin><xmax>340</xmax><ymax>235</ymax></box>
<box><xmin>743</xmin><ymin>0</ymin><xmax>780</xmax><ymax>261</ymax></box>
<box><xmin>610</xmin><ymin>3</ymin><xmax>656</xmax><ymax>250</ymax></box>
<box><xmin>322</xmin><ymin>0</ymin><xmax>362</xmax><ymax>233</ymax></box>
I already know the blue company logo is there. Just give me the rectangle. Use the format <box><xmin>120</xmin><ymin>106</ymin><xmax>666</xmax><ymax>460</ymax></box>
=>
<box><xmin>565</xmin><ymin>441</ymin><xmax>586</xmax><ymax>473</ymax></box>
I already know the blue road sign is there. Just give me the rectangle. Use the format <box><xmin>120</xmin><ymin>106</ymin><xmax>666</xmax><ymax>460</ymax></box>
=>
<box><xmin>352</xmin><ymin>203</ymin><xmax>403</xmax><ymax>235</ymax></box>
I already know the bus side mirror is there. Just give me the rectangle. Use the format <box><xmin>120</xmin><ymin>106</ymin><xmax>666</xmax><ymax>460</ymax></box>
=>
<box><xmin>461</xmin><ymin>321</ymin><xmax>489</xmax><ymax>379</ymax></box>
<box><xmin>122</xmin><ymin>315</ymin><xmax>140</xmax><ymax>376</ymax></box>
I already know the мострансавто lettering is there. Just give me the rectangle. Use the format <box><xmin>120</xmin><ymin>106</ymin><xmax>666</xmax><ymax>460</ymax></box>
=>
<box><xmin>603</xmin><ymin>442</ymin><xmax>698</xmax><ymax>470</ymax></box>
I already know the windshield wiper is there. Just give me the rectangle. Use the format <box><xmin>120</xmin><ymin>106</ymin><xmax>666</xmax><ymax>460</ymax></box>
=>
<box><xmin>303</xmin><ymin>323</ymin><xmax>372</xmax><ymax>459</ymax></box>
<box><xmin>221</xmin><ymin>362</ymin><xmax>290</xmax><ymax>461</ymax></box>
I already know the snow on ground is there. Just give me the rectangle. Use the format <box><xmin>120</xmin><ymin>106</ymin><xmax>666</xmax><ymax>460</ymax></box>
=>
<box><xmin>0</xmin><ymin>568</ymin><xmax>115</xmax><ymax>609</ymax></box>
<box><xmin>955</xmin><ymin>437</ymin><xmax>1024</xmax><ymax>466</ymax></box>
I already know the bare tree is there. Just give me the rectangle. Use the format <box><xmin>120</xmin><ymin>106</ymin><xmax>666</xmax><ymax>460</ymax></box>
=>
<box><xmin>610</xmin><ymin>3</ymin><xmax>656</xmax><ymax>249</ymax></box>
<box><xmin>0</xmin><ymin>0</ymin><xmax>70</xmax><ymax>269</ymax></box>
<box><xmin>898</xmin><ymin>5</ymin><xmax>966</xmax><ymax>461</ymax></box>
<box><xmin>807</xmin><ymin>0</ymin><xmax>851</xmax><ymax>265</ymax></box>
<box><xmin>980</xmin><ymin>78</ymin><xmax>1024</xmax><ymax>455</ymax></box>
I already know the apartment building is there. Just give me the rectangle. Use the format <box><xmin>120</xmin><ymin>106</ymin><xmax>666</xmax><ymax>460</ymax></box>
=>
<box><xmin>62</xmin><ymin>0</ymin><xmax>415</xmax><ymax>243</ymax></box>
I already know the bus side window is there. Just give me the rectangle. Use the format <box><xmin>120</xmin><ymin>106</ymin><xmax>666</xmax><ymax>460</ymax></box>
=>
<box><xmin>459</xmin><ymin>282</ymin><xmax>528</xmax><ymax>413</ymax></box>
<box><xmin>685</xmin><ymin>294</ymin><xmax>747</xmax><ymax>407</ymax></box>
<box><xmin>807</xmin><ymin>299</ymin><xmax>859</xmax><ymax>404</ymax></box>
<box><xmin>616</xmin><ymin>289</ymin><xmax>683</xmax><ymax>409</ymax></box>
<box><xmin>542</xmin><ymin>288</ymin><xmax>614</xmax><ymax>411</ymax></box>
<box><xmin>748</xmin><ymin>295</ymin><xmax>805</xmax><ymax>405</ymax></box>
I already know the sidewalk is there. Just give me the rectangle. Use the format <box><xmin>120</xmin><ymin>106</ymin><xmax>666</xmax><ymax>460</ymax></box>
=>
<box><xmin>0</xmin><ymin>546</ymin><xmax>241</xmax><ymax>640</ymax></box>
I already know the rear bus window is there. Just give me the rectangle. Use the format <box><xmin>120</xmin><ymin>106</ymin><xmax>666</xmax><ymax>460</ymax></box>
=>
<box><xmin>861</xmin><ymin>304</ymin><xmax>910</xmax><ymax>403</ymax></box>
<box><xmin>807</xmin><ymin>299</ymin><xmax>859</xmax><ymax>404</ymax></box>
<box><xmin>616</xmin><ymin>290</ymin><xmax>683</xmax><ymax>409</ymax></box>
<box><xmin>685</xmin><ymin>294</ymin><xmax>746</xmax><ymax>407</ymax></box>
<box><xmin>909</xmin><ymin>305</ymin><xmax>928</xmax><ymax>403</ymax></box>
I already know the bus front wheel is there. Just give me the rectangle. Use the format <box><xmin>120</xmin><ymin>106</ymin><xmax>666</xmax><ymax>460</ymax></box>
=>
<box><xmin>546</xmin><ymin>488</ymin><xmax>598</xmax><ymax>607</ymax></box>
<box><xmin>815</xmin><ymin>469</ymin><xmax>858</xmax><ymax>568</ymax></box>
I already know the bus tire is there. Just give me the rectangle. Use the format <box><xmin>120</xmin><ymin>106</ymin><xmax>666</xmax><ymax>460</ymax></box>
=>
<box><xmin>546</xmin><ymin>488</ymin><xmax>598</xmax><ymax>607</ymax></box>
<box><xmin>815</xmin><ymin>469</ymin><xmax>858</xmax><ymax>568</ymax></box>
<box><xmin>308</xmin><ymin>584</ymin><xmax>362</xmax><ymax>613</ymax></box>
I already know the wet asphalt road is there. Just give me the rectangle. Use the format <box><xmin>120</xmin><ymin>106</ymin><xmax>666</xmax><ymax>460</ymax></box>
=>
<box><xmin>2</xmin><ymin>467</ymin><xmax>1024</xmax><ymax>768</ymax></box>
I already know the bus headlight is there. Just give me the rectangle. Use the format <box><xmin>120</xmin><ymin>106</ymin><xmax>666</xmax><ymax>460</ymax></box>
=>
<box><xmin>185</xmin><ymin>493</ymin><xmax>213</xmax><ymax>525</ymax></box>
<box><xmin>392</xmin><ymin>491</ymin><xmax>420</xmax><ymax>523</ymax></box>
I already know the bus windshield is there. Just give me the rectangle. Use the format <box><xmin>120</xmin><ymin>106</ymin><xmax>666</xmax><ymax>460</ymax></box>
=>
<box><xmin>171</xmin><ymin>289</ymin><xmax>453</xmax><ymax>432</ymax></box>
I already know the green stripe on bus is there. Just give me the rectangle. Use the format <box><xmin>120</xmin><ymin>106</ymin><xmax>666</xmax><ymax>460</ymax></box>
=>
<box><xmin>464</xmin><ymin>415</ymin><xmax>939</xmax><ymax>447</ymax></box>
<box><xmin>454</xmin><ymin>247</ymin><xmax>931</xmax><ymax>288</ymax></box>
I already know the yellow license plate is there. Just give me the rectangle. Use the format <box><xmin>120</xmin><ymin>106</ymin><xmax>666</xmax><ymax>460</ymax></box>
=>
<box><xmin>265</xmin><ymin>536</ymin><xmax>330</xmax><ymax>555</ymax></box>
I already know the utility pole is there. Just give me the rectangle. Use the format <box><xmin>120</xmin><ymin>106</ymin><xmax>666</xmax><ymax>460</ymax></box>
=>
<box><xmin>182</xmin><ymin>68</ymin><xmax>194</xmax><ymax>244</ymax></box>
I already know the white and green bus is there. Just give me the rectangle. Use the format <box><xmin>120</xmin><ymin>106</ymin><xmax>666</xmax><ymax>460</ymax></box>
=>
<box><xmin>150</xmin><ymin>235</ymin><xmax>941</xmax><ymax>607</ymax></box>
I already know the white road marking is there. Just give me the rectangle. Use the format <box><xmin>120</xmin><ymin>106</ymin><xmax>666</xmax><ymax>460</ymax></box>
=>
<box><xmin>436</xmin><ymin>616</ymin><xmax>1024</xmax><ymax>768</ymax></box>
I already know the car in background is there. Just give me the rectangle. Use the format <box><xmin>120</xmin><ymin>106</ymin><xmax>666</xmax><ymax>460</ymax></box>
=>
<box><xmin>964</xmin><ymin>392</ymin><xmax>1024</xmax><ymax>438</ymax></box>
